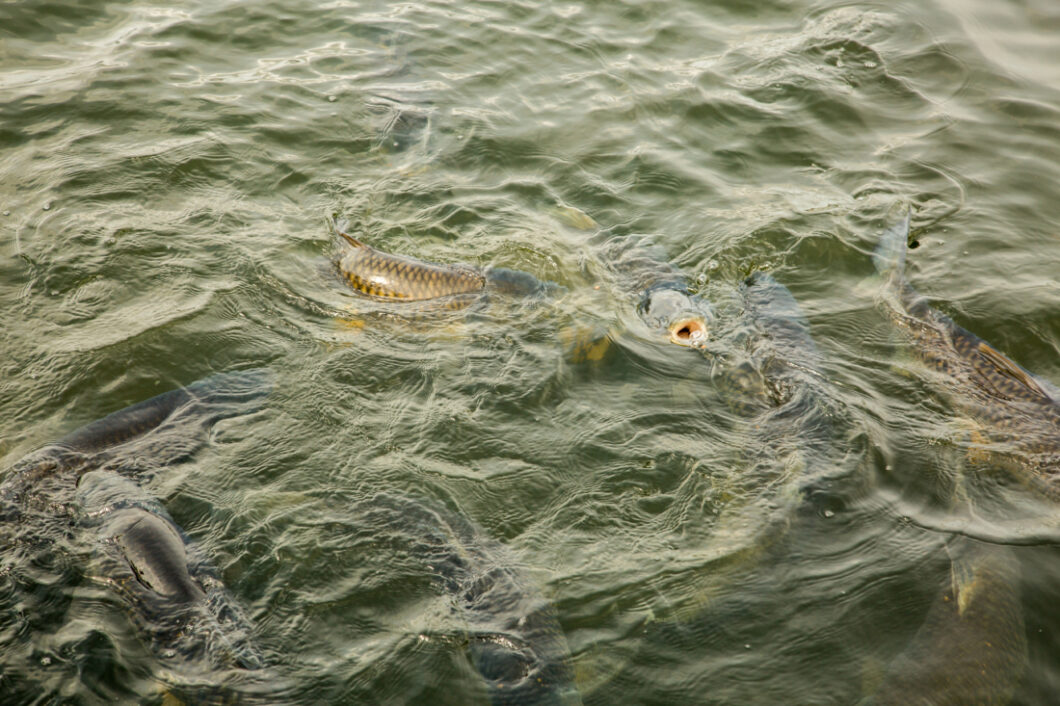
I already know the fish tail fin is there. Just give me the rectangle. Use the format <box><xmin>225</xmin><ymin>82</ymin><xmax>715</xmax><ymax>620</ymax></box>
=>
<box><xmin>337</xmin><ymin>230</ymin><xmax>366</xmax><ymax>249</ymax></box>
<box><xmin>946</xmin><ymin>538</ymin><xmax>979</xmax><ymax>615</ymax></box>
<box><xmin>872</xmin><ymin>205</ymin><xmax>911</xmax><ymax>277</ymax></box>
<box><xmin>945</xmin><ymin>537</ymin><xmax>1021</xmax><ymax>616</ymax></box>
<box><xmin>550</xmin><ymin>204</ymin><xmax>599</xmax><ymax>231</ymax></box>
<box><xmin>329</xmin><ymin>216</ymin><xmax>366</xmax><ymax>249</ymax></box>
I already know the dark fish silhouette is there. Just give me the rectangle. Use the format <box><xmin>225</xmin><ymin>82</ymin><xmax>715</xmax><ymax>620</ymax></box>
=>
<box><xmin>562</xmin><ymin>204</ymin><xmax>842</xmax><ymax>499</ymax></box>
<box><xmin>0</xmin><ymin>370</ymin><xmax>278</xmax><ymax>703</ymax></box>
<box><xmin>1</xmin><ymin>369</ymin><xmax>272</xmax><ymax>516</ymax></box>
<box><xmin>866</xmin><ymin>539</ymin><xmax>1026</xmax><ymax>706</ymax></box>
<box><xmin>76</xmin><ymin>470</ymin><xmax>267</xmax><ymax>673</ymax></box>
<box><xmin>355</xmin><ymin>493</ymin><xmax>582</xmax><ymax>706</ymax></box>
<box><xmin>571</xmin><ymin>212</ymin><xmax>838</xmax><ymax>507</ymax></box>
<box><xmin>864</xmin><ymin>210</ymin><xmax>1037</xmax><ymax>706</ymax></box>
<box><xmin>873</xmin><ymin>210</ymin><xmax>1060</xmax><ymax>502</ymax></box>
<box><xmin>707</xmin><ymin>271</ymin><xmax>841</xmax><ymax>544</ymax></box>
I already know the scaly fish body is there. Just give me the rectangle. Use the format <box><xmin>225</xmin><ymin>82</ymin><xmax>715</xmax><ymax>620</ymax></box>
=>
<box><xmin>874</xmin><ymin>211</ymin><xmax>1060</xmax><ymax>501</ymax></box>
<box><xmin>335</xmin><ymin>229</ymin><xmax>487</xmax><ymax>301</ymax></box>
<box><xmin>333</xmin><ymin>225</ymin><xmax>558</xmax><ymax>310</ymax></box>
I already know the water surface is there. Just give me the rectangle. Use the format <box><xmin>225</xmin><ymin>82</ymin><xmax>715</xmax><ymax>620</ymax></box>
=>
<box><xmin>2</xmin><ymin>0</ymin><xmax>1059</xmax><ymax>703</ymax></box>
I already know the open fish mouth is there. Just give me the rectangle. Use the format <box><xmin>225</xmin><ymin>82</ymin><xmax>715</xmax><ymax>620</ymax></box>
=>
<box><xmin>668</xmin><ymin>315</ymin><xmax>709</xmax><ymax>347</ymax></box>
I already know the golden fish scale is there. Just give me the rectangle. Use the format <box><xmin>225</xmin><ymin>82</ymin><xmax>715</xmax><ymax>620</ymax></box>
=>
<box><xmin>340</xmin><ymin>242</ymin><xmax>485</xmax><ymax>301</ymax></box>
<box><xmin>891</xmin><ymin>297</ymin><xmax>1060</xmax><ymax>500</ymax></box>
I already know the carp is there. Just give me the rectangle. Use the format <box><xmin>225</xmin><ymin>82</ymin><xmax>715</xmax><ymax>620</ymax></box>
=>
<box><xmin>865</xmin><ymin>539</ymin><xmax>1026</xmax><ymax>706</ymax></box>
<box><xmin>0</xmin><ymin>370</ymin><xmax>276</xmax><ymax>703</ymax></box>
<box><xmin>76</xmin><ymin>470</ymin><xmax>267</xmax><ymax>674</ymax></box>
<box><xmin>333</xmin><ymin>220</ymin><xmax>557</xmax><ymax>306</ymax></box>
<box><xmin>353</xmin><ymin>493</ymin><xmax>582</xmax><ymax>706</ymax></box>
<box><xmin>872</xmin><ymin>209</ymin><xmax>1060</xmax><ymax>502</ymax></box>
<box><xmin>1</xmin><ymin>368</ymin><xmax>272</xmax><ymax>516</ymax></box>
<box><xmin>585</xmin><ymin>226</ymin><xmax>713</xmax><ymax>350</ymax></box>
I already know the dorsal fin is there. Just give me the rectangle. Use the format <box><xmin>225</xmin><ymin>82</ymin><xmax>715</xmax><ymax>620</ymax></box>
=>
<box><xmin>977</xmin><ymin>341</ymin><xmax>1051</xmax><ymax>400</ymax></box>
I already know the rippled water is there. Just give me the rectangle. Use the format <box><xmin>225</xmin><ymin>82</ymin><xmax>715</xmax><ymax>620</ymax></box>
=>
<box><xmin>2</xmin><ymin>1</ymin><xmax>1059</xmax><ymax>704</ymax></box>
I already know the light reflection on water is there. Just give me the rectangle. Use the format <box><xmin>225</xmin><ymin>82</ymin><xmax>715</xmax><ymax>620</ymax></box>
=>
<box><xmin>1</xmin><ymin>0</ymin><xmax>1058</xmax><ymax>704</ymax></box>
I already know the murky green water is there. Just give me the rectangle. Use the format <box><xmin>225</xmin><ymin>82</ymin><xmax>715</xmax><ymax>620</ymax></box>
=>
<box><xmin>2</xmin><ymin>1</ymin><xmax>1059</xmax><ymax>704</ymax></box>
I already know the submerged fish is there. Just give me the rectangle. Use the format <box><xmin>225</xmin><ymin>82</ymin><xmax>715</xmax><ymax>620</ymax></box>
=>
<box><xmin>866</xmin><ymin>539</ymin><xmax>1027</xmax><ymax>706</ymax></box>
<box><xmin>701</xmin><ymin>271</ymin><xmax>841</xmax><ymax>560</ymax></box>
<box><xmin>873</xmin><ymin>210</ymin><xmax>1060</xmax><ymax>501</ymax></box>
<box><xmin>584</xmin><ymin>225</ymin><xmax>713</xmax><ymax>349</ymax></box>
<box><xmin>735</xmin><ymin>261</ymin><xmax>1028</xmax><ymax>706</ymax></box>
<box><xmin>1</xmin><ymin>369</ymin><xmax>272</xmax><ymax>516</ymax></box>
<box><xmin>541</xmin><ymin>219</ymin><xmax>717</xmax><ymax>363</ymax></box>
<box><xmin>356</xmin><ymin>493</ymin><xmax>582</xmax><ymax>706</ymax></box>
<box><xmin>572</xmin><ymin>207</ymin><xmax>835</xmax><ymax>458</ymax></box>
<box><xmin>76</xmin><ymin>470</ymin><xmax>267</xmax><ymax>675</ymax></box>
<box><xmin>0</xmin><ymin>370</ymin><xmax>275</xmax><ymax>702</ymax></box>
<box><xmin>333</xmin><ymin>220</ymin><xmax>557</xmax><ymax>305</ymax></box>
<box><xmin>560</xmin><ymin>208</ymin><xmax>840</xmax><ymax>509</ymax></box>
<box><xmin>716</xmin><ymin>272</ymin><xmax>828</xmax><ymax>410</ymax></box>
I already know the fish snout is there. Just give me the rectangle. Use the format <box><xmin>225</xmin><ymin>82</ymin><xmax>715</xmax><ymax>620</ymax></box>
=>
<box><xmin>640</xmin><ymin>287</ymin><xmax>713</xmax><ymax>348</ymax></box>
<box><xmin>668</xmin><ymin>315</ymin><xmax>709</xmax><ymax>347</ymax></box>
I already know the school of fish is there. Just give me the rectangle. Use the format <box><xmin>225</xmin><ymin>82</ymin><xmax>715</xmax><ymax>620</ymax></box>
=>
<box><xmin>2</xmin><ymin>204</ymin><xmax>1054</xmax><ymax>705</ymax></box>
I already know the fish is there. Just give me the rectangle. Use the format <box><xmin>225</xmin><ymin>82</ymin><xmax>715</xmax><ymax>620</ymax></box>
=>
<box><xmin>368</xmin><ymin>94</ymin><xmax>434</xmax><ymax>157</ymax></box>
<box><xmin>639</xmin><ymin>284</ymin><xmax>712</xmax><ymax>348</ymax></box>
<box><xmin>702</xmin><ymin>271</ymin><xmax>840</xmax><ymax>554</ymax></box>
<box><xmin>0</xmin><ymin>370</ymin><xmax>277</xmax><ymax>703</ymax></box>
<box><xmin>865</xmin><ymin>539</ymin><xmax>1027</xmax><ymax>706</ymax></box>
<box><xmin>550</xmin><ymin>205</ymin><xmax>718</xmax><ymax>350</ymax></box>
<box><xmin>562</xmin><ymin>210</ymin><xmax>838</xmax><ymax>504</ymax></box>
<box><xmin>335</xmin><ymin>228</ymin><xmax>487</xmax><ymax>301</ymax></box>
<box><xmin>872</xmin><ymin>209</ymin><xmax>1060</xmax><ymax>502</ymax></box>
<box><xmin>559</xmin><ymin>263</ymin><xmax>851</xmax><ymax>701</ymax></box>
<box><xmin>718</xmin><ymin>271</ymin><xmax>829</xmax><ymax>412</ymax></box>
<box><xmin>1</xmin><ymin>368</ymin><xmax>272</xmax><ymax>516</ymax></box>
<box><xmin>76</xmin><ymin>470</ymin><xmax>267</xmax><ymax>674</ymax></box>
<box><xmin>587</xmin><ymin>227</ymin><xmax>714</xmax><ymax>349</ymax></box>
<box><xmin>545</xmin><ymin>222</ymin><xmax>715</xmax><ymax>362</ymax></box>
<box><xmin>333</xmin><ymin>221</ymin><xmax>557</xmax><ymax>305</ymax></box>
<box><xmin>557</xmin><ymin>205</ymin><xmax>838</xmax><ymax>484</ymax></box>
<box><xmin>1</xmin><ymin>369</ymin><xmax>578</xmax><ymax>703</ymax></box>
<box><xmin>359</xmin><ymin>493</ymin><xmax>582</xmax><ymax>706</ymax></box>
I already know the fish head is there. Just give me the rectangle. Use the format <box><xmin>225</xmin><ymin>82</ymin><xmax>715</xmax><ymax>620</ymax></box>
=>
<box><xmin>638</xmin><ymin>286</ymin><xmax>713</xmax><ymax>348</ymax></box>
<box><xmin>469</xmin><ymin>630</ymin><xmax>582</xmax><ymax>705</ymax></box>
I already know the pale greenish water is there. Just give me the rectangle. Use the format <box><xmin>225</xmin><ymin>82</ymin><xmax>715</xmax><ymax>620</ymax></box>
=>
<box><xmin>2</xmin><ymin>1</ymin><xmax>1059</xmax><ymax>704</ymax></box>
